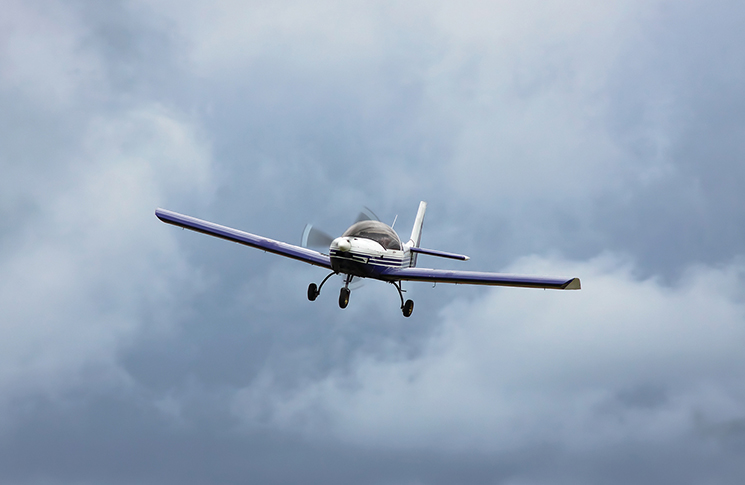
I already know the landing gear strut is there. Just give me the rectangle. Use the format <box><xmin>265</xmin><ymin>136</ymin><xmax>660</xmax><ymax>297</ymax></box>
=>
<box><xmin>307</xmin><ymin>271</ymin><xmax>337</xmax><ymax>301</ymax></box>
<box><xmin>390</xmin><ymin>281</ymin><xmax>414</xmax><ymax>317</ymax></box>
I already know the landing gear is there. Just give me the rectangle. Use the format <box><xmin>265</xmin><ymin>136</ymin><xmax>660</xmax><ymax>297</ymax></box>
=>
<box><xmin>402</xmin><ymin>299</ymin><xmax>414</xmax><ymax>318</ymax></box>
<box><xmin>339</xmin><ymin>274</ymin><xmax>353</xmax><ymax>309</ymax></box>
<box><xmin>339</xmin><ymin>287</ymin><xmax>350</xmax><ymax>308</ymax></box>
<box><xmin>307</xmin><ymin>271</ymin><xmax>337</xmax><ymax>302</ymax></box>
<box><xmin>390</xmin><ymin>281</ymin><xmax>415</xmax><ymax>317</ymax></box>
<box><xmin>309</xmin><ymin>274</ymin><xmax>413</xmax><ymax>316</ymax></box>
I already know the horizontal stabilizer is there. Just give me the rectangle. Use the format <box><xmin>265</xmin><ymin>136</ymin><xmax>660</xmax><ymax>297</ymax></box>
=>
<box><xmin>410</xmin><ymin>247</ymin><xmax>470</xmax><ymax>261</ymax></box>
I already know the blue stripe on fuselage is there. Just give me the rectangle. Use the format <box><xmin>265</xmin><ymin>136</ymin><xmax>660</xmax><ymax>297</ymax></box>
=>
<box><xmin>330</xmin><ymin>250</ymin><xmax>405</xmax><ymax>278</ymax></box>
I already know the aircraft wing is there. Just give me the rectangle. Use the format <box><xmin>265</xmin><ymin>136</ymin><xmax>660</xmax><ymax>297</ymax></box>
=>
<box><xmin>155</xmin><ymin>208</ymin><xmax>332</xmax><ymax>269</ymax></box>
<box><xmin>378</xmin><ymin>267</ymin><xmax>580</xmax><ymax>290</ymax></box>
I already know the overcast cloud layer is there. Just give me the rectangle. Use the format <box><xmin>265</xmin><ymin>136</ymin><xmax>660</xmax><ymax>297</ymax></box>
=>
<box><xmin>2</xmin><ymin>1</ymin><xmax>745</xmax><ymax>484</ymax></box>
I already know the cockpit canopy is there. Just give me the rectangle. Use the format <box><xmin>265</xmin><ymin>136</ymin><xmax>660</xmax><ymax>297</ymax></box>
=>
<box><xmin>342</xmin><ymin>220</ymin><xmax>402</xmax><ymax>250</ymax></box>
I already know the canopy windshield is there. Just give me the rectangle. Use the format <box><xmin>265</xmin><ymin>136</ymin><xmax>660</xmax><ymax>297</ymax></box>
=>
<box><xmin>342</xmin><ymin>221</ymin><xmax>402</xmax><ymax>250</ymax></box>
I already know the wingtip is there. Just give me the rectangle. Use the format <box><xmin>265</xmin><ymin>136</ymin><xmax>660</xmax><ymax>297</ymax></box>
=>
<box><xmin>563</xmin><ymin>277</ymin><xmax>581</xmax><ymax>290</ymax></box>
<box><xmin>155</xmin><ymin>207</ymin><xmax>174</xmax><ymax>224</ymax></box>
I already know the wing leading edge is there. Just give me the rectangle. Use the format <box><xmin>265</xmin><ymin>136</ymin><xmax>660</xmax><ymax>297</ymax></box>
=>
<box><xmin>379</xmin><ymin>266</ymin><xmax>580</xmax><ymax>290</ymax></box>
<box><xmin>155</xmin><ymin>208</ymin><xmax>332</xmax><ymax>269</ymax></box>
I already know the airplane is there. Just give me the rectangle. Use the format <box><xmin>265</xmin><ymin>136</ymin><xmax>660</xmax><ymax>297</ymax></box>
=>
<box><xmin>155</xmin><ymin>201</ymin><xmax>580</xmax><ymax>317</ymax></box>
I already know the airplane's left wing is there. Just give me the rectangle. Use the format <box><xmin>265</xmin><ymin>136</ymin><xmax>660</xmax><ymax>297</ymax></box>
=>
<box><xmin>155</xmin><ymin>208</ymin><xmax>332</xmax><ymax>269</ymax></box>
<box><xmin>378</xmin><ymin>266</ymin><xmax>580</xmax><ymax>290</ymax></box>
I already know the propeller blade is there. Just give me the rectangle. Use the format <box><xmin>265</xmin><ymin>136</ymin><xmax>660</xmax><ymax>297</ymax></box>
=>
<box><xmin>302</xmin><ymin>205</ymin><xmax>378</xmax><ymax>249</ymax></box>
<box><xmin>301</xmin><ymin>224</ymin><xmax>334</xmax><ymax>248</ymax></box>
<box><xmin>355</xmin><ymin>206</ymin><xmax>380</xmax><ymax>223</ymax></box>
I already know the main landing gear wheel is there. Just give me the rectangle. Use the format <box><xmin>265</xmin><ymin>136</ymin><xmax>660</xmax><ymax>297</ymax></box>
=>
<box><xmin>307</xmin><ymin>283</ymin><xmax>318</xmax><ymax>301</ymax></box>
<box><xmin>402</xmin><ymin>299</ymin><xmax>414</xmax><ymax>317</ymax></box>
<box><xmin>339</xmin><ymin>287</ymin><xmax>350</xmax><ymax>309</ymax></box>
<box><xmin>307</xmin><ymin>271</ymin><xmax>337</xmax><ymax>302</ymax></box>
<box><xmin>390</xmin><ymin>281</ymin><xmax>413</xmax><ymax>318</ymax></box>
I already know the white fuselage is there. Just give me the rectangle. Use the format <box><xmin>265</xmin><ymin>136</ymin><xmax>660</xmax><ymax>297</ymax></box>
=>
<box><xmin>329</xmin><ymin>236</ymin><xmax>412</xmax><ymax>277</ymax></box>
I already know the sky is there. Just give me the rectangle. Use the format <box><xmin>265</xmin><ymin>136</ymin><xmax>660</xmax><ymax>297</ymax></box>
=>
<box><xmin>1</xmin><ymin>0</ymin><xmax>745</xmax><ymax>483</ymax></box>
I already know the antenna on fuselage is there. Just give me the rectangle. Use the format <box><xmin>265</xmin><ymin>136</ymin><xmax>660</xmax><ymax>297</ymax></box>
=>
<box><xmin>391</xmin><ymin>214</ymin><xmax>398</xmax><ymax>229</ymax></box>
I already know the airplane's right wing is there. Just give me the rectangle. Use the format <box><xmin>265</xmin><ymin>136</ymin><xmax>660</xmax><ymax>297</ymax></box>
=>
<box><xmin>156</xmin><ymin>208</ymin><xmax>332</xmax><ymax>269</ymax></box>
<box><xmin>379</xmin><ymin>266</ymin><xmax>580</xmax><ymax>290</ymax></box>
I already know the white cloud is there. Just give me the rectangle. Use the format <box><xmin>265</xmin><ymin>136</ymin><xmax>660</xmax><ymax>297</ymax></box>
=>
<box><xmin>140</xmin><ymin>0</ymin><xmax>664</xmax><ymax>211</ymax></box>
<box><xmin>231</xmin><ymin>253</ymin><xmax>745</xmax><ymax>452</ymax></box>
<box><xmin>0</xmin><ymin>0</ymin><xmax>104</xmax><ymax>106</ymax></box>
<box><xmin>0</xmin><ymin>105</ymin><xmax>214</xmax><ymax>413</ymax></box>
<box><xmin>418</xmin><ymin>1</ymin><xmax>656</xmax><ymax>205</ymax></box>
<box><xmin>138</xmin><ymin>0</ymin><xmax>391</xmax><ymax>73</ymax></box>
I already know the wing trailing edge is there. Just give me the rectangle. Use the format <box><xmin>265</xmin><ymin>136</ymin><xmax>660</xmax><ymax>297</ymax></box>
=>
<box><xmin>379</xmin><ymin>266</ymin><xmax>581</xmax><ymax>290</ymax></box>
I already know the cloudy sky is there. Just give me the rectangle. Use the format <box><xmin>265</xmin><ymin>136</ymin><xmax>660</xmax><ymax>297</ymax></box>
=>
<box><xmin>2</xmin><ymin>1</ymin><xmax>745</xmax><ymax>483</ymax></box>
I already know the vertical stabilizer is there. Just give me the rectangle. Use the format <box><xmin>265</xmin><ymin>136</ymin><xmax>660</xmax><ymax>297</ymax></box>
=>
<box><xmin>408</xmin><ymin>201</ymin><xmax>427</xmax><ymax>267</ymax></box>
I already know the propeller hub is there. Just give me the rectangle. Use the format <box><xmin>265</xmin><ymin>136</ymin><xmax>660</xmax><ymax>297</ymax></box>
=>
<box><xmin>336</xmin><ymin>237</ymin><xmax>352</xmax><ymax>252</ymax></box>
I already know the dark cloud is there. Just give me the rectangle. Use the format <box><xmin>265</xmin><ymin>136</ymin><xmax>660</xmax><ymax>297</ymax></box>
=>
<box><xmin>4</xmin><ymin>393</ymin><xmax>745</xmax><ymax>485</ymax></box>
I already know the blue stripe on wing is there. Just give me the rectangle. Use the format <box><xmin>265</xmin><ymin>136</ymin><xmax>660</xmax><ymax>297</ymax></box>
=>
<box><xmin>378</xmin><ymin>267</ymin><xmax>580</xmax><ymax>290</ymax></box>
<box><xmin>155</xmin><ymin>208</ymin><xmax>332</xmax><ymax>269</ymax></box>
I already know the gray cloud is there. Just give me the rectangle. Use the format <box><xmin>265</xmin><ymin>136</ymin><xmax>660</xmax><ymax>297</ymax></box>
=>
<box><xmin>229</xmin><ymin>255</ymin><xmax>745</xmax><ymax>449</ymax></box>
<box><xmin>3</xmin><ymin>0</ymin><xmax>745</xmax><ymax>484</ymax></box>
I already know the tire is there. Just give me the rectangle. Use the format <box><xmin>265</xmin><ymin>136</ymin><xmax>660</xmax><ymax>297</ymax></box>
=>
<box><xmin>402</xmin><ymin>299</ymin><xmax>414</xmax><ymax>317</ymax></box>
<box><xmin>339</xmin><ymin>287</ymin><xmax>350</xmax><ymax>309</ymax></box>
<box><xmin>307</xmin><ymin>283</ymin><xmax>318</xmax><ymax>301</ymax></box>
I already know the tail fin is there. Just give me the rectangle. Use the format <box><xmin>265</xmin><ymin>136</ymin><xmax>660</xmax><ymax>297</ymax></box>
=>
<box><xmin>407</xmin><ymin>201</ymin><xmax>427</xmax><ymax>267</ymax></box>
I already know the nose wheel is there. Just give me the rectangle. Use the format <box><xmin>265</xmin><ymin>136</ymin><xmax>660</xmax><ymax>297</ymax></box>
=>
<box><xmin>339</xmin><ymin>287</ymin><xmax>350</xmax><ymax>308</ymax></box>
<box><xmin>338</xmin><ymin>274</ymin><xmax>353</xmax><ymax>309</ymax></box>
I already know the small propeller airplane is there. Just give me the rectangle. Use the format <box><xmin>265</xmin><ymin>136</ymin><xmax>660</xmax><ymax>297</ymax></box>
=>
<box><xmin>155</xmin><ymin>201</ymin><xmax>580</xmax><ymax>317</ymax></box>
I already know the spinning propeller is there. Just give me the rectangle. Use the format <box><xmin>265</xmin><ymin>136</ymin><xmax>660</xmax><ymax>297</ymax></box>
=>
<box><xmin>300</xmin><ymin>225</ymin><xmax>333</xmax><ymax>249</ymax></box>
<box><xmin>300</xmin><ymin>207</ymin><xmax>380</xmax><ymax>250</ymax></box>
<box><xmin>301</xmin><ymin>207</ymin><xmax>382</xmax><ymax>291</ymax></box>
